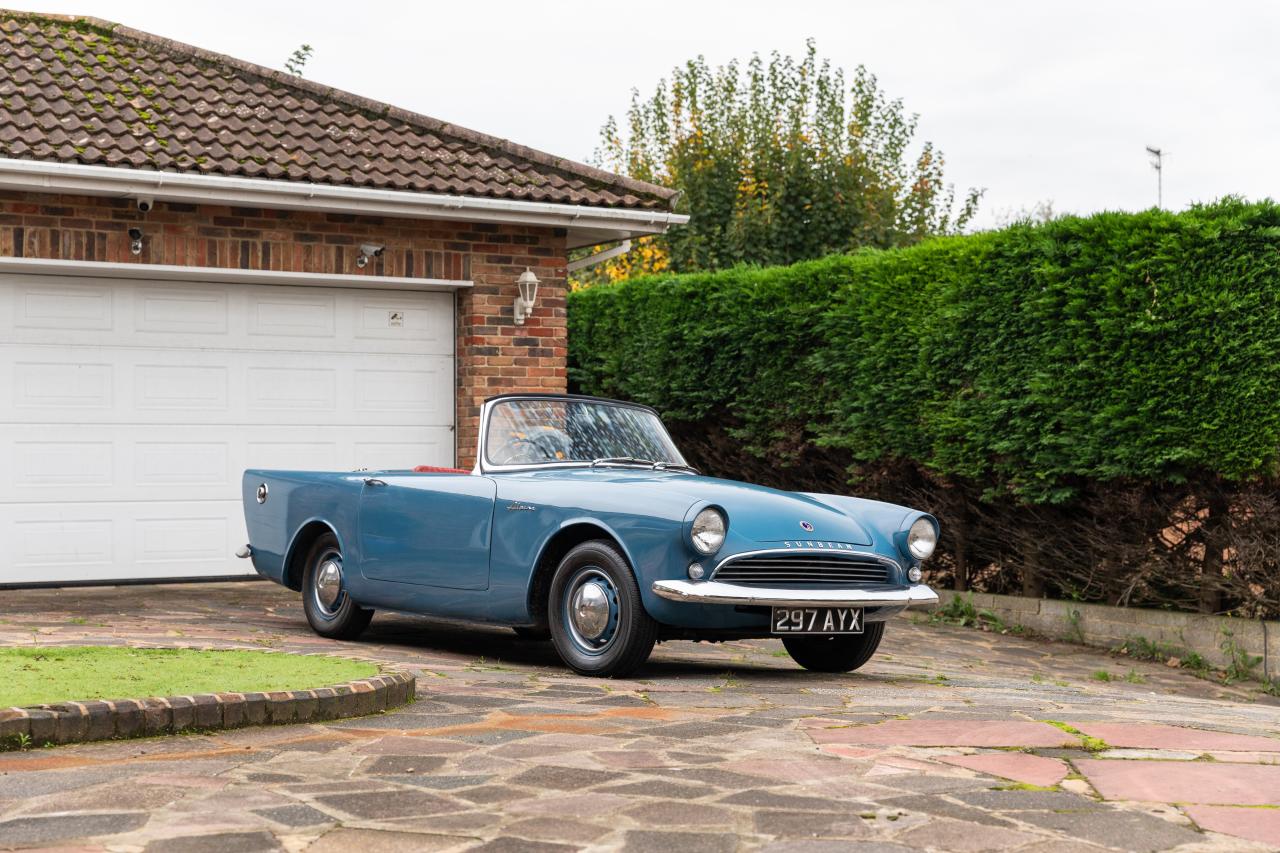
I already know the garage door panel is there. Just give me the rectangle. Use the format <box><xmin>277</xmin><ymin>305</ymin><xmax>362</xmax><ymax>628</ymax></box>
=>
<box><xmin>246</xmin><ymin>289</ymin><xmax>337</xmax><ymax>338</ymax></box>
<box><xmin>3</xmin><ymin>349</ymin><xmax>454</xmax><ymax>425</ymax></box>
<box><xmin>135</xmin><ymin>286</ymin><xmax>229</xmax><ymax>334</ymax></box>
<box><xmin>1</xmin><ymin>274</ymin><xmax>457</xmax><ymax>585</ymax></box>
<box><xmin>3</xmin><ymin>424</ymin><xmax>456</xmax><ymax>502</ymax></box>
<box><xmin>10</xmin><ymin>361</ymin><xmax>114</xmax><ymax>410</ymax></box>
<box><xmin>4</xmin><ymin>277</ymin><xmax>455</xmax><ymax>356</ymax></box>
<box><xmin>3</xmin><ymin>501</ymin><xmax>245</xmax><ymax>583</ymax></box>
<box><xmin>13</xmin><ymin>280</ymin><xmax>114</xmax><ymax>332</ymax></box>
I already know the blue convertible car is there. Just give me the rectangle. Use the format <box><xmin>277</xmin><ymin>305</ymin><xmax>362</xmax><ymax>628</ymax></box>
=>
<box><xmin>240</xmin><ymin>394</ymin><xmax>939</xmax><ymax>676</ymax></box>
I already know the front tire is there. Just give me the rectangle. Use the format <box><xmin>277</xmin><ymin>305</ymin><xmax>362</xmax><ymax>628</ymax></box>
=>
<box><xmin>301</xmin><ymin>532</ymin><xmax>373</xmax><ymax>640</ymax></box>
<box><xmin>548</xmin><ymin>540</ymin><xmax>657</xmax><ymax>677</ymax></box>
<box><xmin>783</xmin><ymin>621</ymin><xmax>885</xmax><ymax>673</ymax></box>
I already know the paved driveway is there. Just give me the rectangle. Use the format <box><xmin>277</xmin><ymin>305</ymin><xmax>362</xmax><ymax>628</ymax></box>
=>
<box><xmin>0</xmin><ymin>582</ymin><xmax>1278</xmax><ymax>852</ymax></box>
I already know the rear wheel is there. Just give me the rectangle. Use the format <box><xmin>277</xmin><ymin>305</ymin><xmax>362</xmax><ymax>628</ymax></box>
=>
<box><xmin>301</xmin><ymin>532</ymin><xmax>373</xmax><ymax>640</ymax></box>
<box><xmin>783</xmin><ymin>621</ymin><xmax>885</xmax><ymax>673</ymax></box>
<box><xmin>548</xmin><ymin>540</ymin><xmax>657</xmax><ymax>677</ymax></box>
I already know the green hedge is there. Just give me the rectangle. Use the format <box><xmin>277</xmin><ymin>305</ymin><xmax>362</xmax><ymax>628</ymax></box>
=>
<box><xmin>569</xmin><ymin>199</ymin><xmax>1280</xmax><ymax>503</ymax></box>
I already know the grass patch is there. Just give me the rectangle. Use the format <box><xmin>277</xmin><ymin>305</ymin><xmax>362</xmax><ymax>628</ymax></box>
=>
<box><xmin>1091</xmin><ymin>670</ymin><xmax>1114</xmax><ymax>682</ymax></box>
<box><xmin>0</xmin><ymin>646</ymin><xmax>376</xmax><ymax>707</ymax></box>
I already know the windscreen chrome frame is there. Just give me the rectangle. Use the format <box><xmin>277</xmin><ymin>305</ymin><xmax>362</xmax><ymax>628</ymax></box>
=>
<box><xmin>474</xmin><ymin>394</ymin><xmax>689</xmax><ymax>475</ymax></box>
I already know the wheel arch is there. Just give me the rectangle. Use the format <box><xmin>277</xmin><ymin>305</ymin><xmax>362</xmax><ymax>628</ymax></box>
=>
<box><xmin>525</xmin><ymin>520</ymin><xmax>634</xmax><ymax>631</ymax></box>
<box><xmin>283</xmin><ymin>518</ymin><xmax>344</xmax><ymax>592</ymax></box>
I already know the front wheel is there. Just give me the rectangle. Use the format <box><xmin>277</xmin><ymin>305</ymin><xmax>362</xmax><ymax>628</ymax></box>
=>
<box><xmin>548</xmin><ymin>540</ymin><xmax>657</xmax><ymax>677</ymax></box>
<box><xmin>301</xmin><ymin>532</ymin><xmax>374</xmax><ymax>640</ymax></box>
<box><xmin>783</xmin><ymin>621</ymin><xmax>885</xmax><ymax>673</ymax></box>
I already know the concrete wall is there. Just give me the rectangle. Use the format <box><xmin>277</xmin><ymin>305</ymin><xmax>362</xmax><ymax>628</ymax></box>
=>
<box><xmin>936</xmin><ymin>590</ymin><xmax>1279</xmax><ymax>683</ymax></box>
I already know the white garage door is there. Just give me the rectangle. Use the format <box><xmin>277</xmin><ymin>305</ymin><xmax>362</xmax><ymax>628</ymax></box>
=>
<box><xmin>0</xmin><ymin>273</ymin><xmax>455</xmax><ymax>586</ymax></box>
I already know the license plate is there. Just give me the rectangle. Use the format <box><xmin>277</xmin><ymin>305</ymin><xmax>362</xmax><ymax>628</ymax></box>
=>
<box><xmin>771</xmin><ymin>606</ymin><xmax>864</xmax><ymax>635</ymax></box>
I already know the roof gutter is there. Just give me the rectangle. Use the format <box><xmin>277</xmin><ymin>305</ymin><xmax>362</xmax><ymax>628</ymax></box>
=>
<box><xmin>0</xmin><ymin>159</ymin><xmax>689</xmax><ymax>250</ymax></box>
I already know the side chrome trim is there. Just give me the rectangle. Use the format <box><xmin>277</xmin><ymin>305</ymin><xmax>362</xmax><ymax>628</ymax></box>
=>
<box><xmin>711</xmin><ymin>547</ymin><xmax>902</xmax><ymax>577</ymax></box>
<box><xmin>651</xmin><ymin>580</ymin><xmax>940</xmax><ymax>609</ymax></box>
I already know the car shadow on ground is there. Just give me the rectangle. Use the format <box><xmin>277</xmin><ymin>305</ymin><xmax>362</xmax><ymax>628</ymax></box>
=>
<box><xmin>349</xmin><ymin>612</ymin><xmax>884</xmax><ymax>681</ymax></box>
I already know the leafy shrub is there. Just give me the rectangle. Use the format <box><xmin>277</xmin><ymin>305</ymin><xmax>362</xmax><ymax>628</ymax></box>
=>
<box><xmin>569</xmin><ymin>199</ymin><xmax>1280</xmax><ymax>618</ymax></box>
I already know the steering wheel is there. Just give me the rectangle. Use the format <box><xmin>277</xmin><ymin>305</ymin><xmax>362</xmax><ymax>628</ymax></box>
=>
<box><xmin>491</xmin><ymin>434</ymin><xmax>560</xmax><ymax>465</ymax></box>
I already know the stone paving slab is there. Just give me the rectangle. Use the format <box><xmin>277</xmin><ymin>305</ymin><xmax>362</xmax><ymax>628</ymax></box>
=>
<box><xmin>1073</xmin><ymin>758</ymin><xmax>1280</xmax><ymax>805</ymax></box>
<box><xmin>0</xmin><ymin>582</ymin><xmax>1278</xmax><ymax>852</ymax></box>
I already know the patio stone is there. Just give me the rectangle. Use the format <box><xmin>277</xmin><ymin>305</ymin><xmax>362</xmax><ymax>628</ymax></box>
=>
<box><xmin>304</xmin><ymin>828</ymin><xmax>469</xmax><ymax>852</ymax></box>
<box><xmin>1017</xmin><ymin>808</ymin><xmax>1203</xmax><ymax>851</ymax></box>
<box><xmin>806</xmin><ymin>720</ymin><xmax>1080</xmax><ymax>748</ymax></box>
<box><xmin>1074</xmin><ymin>758</ymin><xmax>1280</xmax><ymax>805</ymax></box>
<box><xmin>313</xmin><ymin>789</ymin><xmax>463</xmax><ymax>819</ymax></box>
<box><xmin>622</xmin><ymin>830</ymin><xmax>739</xmax><ymax>853</ymax></box>
<box><xmin>1183</xmin><ymin>804</ymin><xmax>1280</xmax><ymax>847</ymax></box>
<box><xmin>893</xmin><ymin>817</ymin><xmax>1041</xmax><ymax>852</ymax></box>
<box><xmin>937</xmin><ymin>753</ymin><xmax>1070</xmax><ymax>787</ymax></box>
<box><xmin>1072</xmin><ymin>722</ymin><xmax>1280</xmax><ymax>753</ymax></box>
<box><xmin>251</xmin><ymin>804</ymin><xmax>334</xmax><ymax>826</ymax></box>
<box><xmin>144</xmin><ymin>831</ymin><xmax>279</xmax><ymax>852</ymax></box>
<box><xmin>0</xmin><ymin>812</ymin><xmax>148</xmax><ymax>845</ymax></box>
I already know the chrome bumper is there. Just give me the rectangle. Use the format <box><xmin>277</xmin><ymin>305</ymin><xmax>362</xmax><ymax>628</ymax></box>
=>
<box><xmin>651</xmin><ymin>580</ymin><xmax>939</xmax><ymax>609</ymax></box>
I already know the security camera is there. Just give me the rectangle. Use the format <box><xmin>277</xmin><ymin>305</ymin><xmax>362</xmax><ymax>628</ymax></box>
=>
<box><xmin>135</xmin><ymin>197</ymin><xmax>154</xmax><ymax>213</ymax></box>
<box><xmin>356</xmin><ymin>243</ymin><xmax>385</xmax><ymax>269</ymax></box>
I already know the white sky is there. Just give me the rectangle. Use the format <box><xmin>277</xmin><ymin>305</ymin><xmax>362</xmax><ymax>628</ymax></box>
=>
<box><xmin>20</xmin><ymin>0</ymin><xmax>1280</xmax><ymax>229</ymax></box>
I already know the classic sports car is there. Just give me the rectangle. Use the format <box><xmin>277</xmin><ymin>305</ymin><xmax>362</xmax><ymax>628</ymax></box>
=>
<box><xmin>240</xmin><ymin>394</ymin><xmax>939</xmax><ymax>677</ymax></box>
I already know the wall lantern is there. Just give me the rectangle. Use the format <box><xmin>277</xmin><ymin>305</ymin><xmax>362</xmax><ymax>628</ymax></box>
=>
<box><xmin>514</xmin><ymin>267</ymin><xmax>540</xmax><ymax>325</ymax></box>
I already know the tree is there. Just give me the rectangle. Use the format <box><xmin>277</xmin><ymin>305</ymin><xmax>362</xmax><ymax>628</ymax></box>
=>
<box><xmin>585</xmin><ymin>41</ymin><xmax>981</xmax><ymax>283</ymax></box>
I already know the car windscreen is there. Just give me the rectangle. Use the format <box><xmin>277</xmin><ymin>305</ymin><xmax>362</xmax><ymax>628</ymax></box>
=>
<box><xmin>484</xmin><ymin>399</ymin><xmax>687</xmax><ymax>468</ymax></box>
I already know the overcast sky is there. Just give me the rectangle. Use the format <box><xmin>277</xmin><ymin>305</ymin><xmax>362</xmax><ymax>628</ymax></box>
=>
<box><xmin>21</xmin><ymin>0</ymin><xmax>1280</xmax><ymax>229</ymax></box>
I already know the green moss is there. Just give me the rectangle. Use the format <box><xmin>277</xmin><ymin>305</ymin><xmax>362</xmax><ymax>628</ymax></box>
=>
<box><xmin>1043</xmin><ymin>720</ymin><xmax>1109</xmax><ymax>752</ymax></box>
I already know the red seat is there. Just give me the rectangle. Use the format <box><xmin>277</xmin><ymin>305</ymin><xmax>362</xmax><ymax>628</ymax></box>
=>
<box><xmin>412</xmin><ymin>465</ymin><xmax>471</xmax><ymax>474</ymax></box>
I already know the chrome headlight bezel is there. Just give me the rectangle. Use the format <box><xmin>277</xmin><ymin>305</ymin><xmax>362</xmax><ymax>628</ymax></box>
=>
<box><xmin>690</xmin><ymin>507</ymin><xmax>727</xmax><ymax>556</ymax></box>
<box><xmin>907</xmin><ymin>517</ymin><xmax>938</xmax><ymax>561</ymax></box>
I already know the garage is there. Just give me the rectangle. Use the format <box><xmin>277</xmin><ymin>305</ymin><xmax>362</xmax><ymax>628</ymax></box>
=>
<box><xmin>1</xmin><ymin>271</ymin><xmax>457</xmax><ymax>585</ymax></box>
<box><xmin>0</xmin><ymin>11</ymin><xmax>684</xmax><ymax>588</ymax></box>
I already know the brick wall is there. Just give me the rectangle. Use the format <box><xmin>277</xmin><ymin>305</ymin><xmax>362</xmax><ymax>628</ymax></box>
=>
<box><xmin>0</xmin><ymin>190</ymin><xmax>569</xmax><ymax>466</ymax></box>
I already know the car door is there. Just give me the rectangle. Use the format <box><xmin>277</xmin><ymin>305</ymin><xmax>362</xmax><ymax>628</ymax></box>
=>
<box><xmin>357</xmin><ymin>473</ymin><xmax>496</xmax><ymax>590</ymax></box>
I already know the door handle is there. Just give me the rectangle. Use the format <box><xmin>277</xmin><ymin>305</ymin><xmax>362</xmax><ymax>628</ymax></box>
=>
<box><xmin>364</xmin><ymin>478</ymin><xmax>387</xmax><ymax>487</ymax></box>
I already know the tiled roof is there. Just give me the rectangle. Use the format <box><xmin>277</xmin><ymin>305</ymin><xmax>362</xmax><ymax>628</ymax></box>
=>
<box><xmin>0</xmin><ymin>11</ymin><xmax>676</xmax><ymax>210</ymax></box>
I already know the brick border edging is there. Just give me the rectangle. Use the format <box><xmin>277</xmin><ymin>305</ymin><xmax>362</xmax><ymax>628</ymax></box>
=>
<box><xmin>0</xmin><ymin>667</ymin><xmax>415</xmax><ymax>749</ymax></box>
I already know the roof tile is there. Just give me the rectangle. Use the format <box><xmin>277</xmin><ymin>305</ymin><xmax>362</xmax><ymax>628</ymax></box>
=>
<box><xmin>0</xmin><ymin>11</ymin><xmax>673</xmax><ymax>211</ymax></box>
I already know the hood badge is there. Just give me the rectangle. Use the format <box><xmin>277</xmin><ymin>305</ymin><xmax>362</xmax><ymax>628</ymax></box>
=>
<box><xmin>799</xmin><ymin>520</ymin><xmax>814</xmax><ymax>532</ymax></box>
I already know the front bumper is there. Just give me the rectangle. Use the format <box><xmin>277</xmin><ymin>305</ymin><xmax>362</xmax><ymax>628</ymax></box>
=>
<box><xmin>651</xmin><ymin>580</ymin><xmax>939</xmax><ymax>609</ymax></box>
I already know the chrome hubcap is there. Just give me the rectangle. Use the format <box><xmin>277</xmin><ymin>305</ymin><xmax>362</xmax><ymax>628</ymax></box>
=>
<box><xmin>564</xmin><ymin>567</ymin><xmax>620</xmax><ymax>654</ymax></box>
<box><xmin>315</xmin><ymin>558</ymin><xmax>343</xmax><ymax>613</ymax></box>
<box><xmin>571</xmin><ymin>581</ymin><xmax>610</xmax><ymax>640</ymax></box>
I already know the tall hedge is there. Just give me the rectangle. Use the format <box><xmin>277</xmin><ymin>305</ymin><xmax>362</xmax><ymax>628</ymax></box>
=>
<box><xmin>568</xmin><ymin>199</ymin><xmax>1280</xmax><ymax>617</ymax></box>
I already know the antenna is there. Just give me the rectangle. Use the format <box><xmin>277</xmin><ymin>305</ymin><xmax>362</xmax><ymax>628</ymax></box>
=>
<box><xmin>1145</xmin><ymin>146</ymin><xmax>1163</xmax><ymax>209</ymax></box>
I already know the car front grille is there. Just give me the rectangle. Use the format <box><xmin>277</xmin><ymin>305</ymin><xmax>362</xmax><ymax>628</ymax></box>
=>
<box><xmin>713</xmin><ymin>551</ymin><xmax>894</xmax><ymax>586</ymax></box>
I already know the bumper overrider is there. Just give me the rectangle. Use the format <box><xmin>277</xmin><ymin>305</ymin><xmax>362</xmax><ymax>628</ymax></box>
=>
<box><xmin>651</xmin><ymin>580</ymin><xmax>940</xmax><ymax>609</ymax></box>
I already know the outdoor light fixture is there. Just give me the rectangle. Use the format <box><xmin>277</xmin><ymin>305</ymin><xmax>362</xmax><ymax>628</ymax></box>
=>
<box><xmin>127</xmin><ymin>227</ymin><xmax>143</xmax><ymax>256</ymax></box>
<box><xmin>514</xmin><ymin>267</ymin><xmax>540</xmax><ymax>325</ymax></box>
<box><xmin>356</xmin><ymin>242</ymin><xmax>385</xmax><ymax>269</ymax></box>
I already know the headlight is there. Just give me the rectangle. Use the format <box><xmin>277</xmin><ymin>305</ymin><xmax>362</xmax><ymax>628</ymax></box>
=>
<box><xmin>690</xmin><ymin>508</ymin><xmax>726</xmax><ymax>555</ymax></box>
<box><xmin>907</xmin><ymin>517</ymin><xmax>937</xmax><ymax>560</ymax></box>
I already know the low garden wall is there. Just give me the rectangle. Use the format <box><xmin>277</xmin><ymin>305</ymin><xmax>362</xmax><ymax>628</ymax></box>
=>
<box><xmin>936</xmin><ymin>590</ymin><xmax>1278</xmax><ymax>683</ymax></box>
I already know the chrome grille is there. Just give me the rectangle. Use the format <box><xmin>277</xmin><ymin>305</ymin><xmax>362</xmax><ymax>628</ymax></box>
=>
<box><xmin>713</xmin><ymin>551</ymin><xmax>893</xmax><ymax>586</ymax></box>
